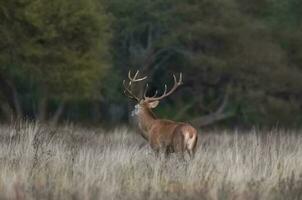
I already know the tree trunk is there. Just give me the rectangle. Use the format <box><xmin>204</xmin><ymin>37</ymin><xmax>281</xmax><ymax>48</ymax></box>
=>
<box><xmin>50</xmin><ymin>102</ymin><xmax>65</xmax><ymax>126</ymax></box>
<box><xmin>0</xmin><ymin>103</ymin><xmax>14</xmax><ymax>121</ymax></box>
<box><xmin>91</xmin><ymin>101</ymin><xmax>101</xmax><ymax>123</ymax></box>
<box><xmin>0</xmin><ymin>74</ymin><xmax>23</xmax><ymax>120</ymax></box>
<box><xmin>11</xmin><ymin>83</ymin><xmax>23</xmax><ymax>119</ymax></box>
<box><xmin>37</xmin><ymin>97</ymin><xmax>48</xmax><ymax>122</ymax></box>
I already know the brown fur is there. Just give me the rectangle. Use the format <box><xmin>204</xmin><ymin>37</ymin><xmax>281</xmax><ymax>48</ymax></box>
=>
<box><xmin>136</xmin><ymin>101</ymin><xmax>198</xmax><ymax>158</ymax></box>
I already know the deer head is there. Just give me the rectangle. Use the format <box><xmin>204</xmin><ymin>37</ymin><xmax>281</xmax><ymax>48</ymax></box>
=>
<box><xmin>123</xmin><ymin>70</ymin><xmax>183</xmax><ymax>117</ymax></box>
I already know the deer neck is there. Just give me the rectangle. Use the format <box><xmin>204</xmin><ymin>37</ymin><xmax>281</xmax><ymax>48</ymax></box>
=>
<box><xmin>137</xmin><ymin>107</ymin><xmax>156</xmax><ymax>139</ymax></box>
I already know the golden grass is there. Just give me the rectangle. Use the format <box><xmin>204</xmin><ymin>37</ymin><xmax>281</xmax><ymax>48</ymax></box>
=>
<box><xmin>0</xmin><ymin>122</ymin><xmax>302</xmax><ymax>199</ymax></box>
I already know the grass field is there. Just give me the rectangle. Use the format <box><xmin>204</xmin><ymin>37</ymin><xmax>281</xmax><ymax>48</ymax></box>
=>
<box><xmin>0</xmin><ymin>122</ymin><xmax>302</xmax><ymax>199</ymax></box>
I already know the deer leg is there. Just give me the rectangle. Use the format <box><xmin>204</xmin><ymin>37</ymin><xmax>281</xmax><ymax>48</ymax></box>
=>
<box><xmin>187</xmin><ymin>149</ymin><xmax>194</xmax><ymax>159</ymax></box>
<box><xmin>157</xmin><ymin>148</ymin><xmax>167</xmax><ymax>160</ymax></box>
<box><xmin>190</xmin><ymin>135</ymin><xmax>198</xmax><ymax>159</ymax></box>
<box><xmin>176</xmin><ymin>151</ymin><xmax>185</xmax><ymax>162</ymax></box>
<box><xmin>150</xmin><ymin>143</ymin><xmax>160</xmax><ymax>157</ymax></box>
<box><xmin>164</xmin><ymin>145</ymin><xmax>174</xmax><ymax>159</ymax></box>
<box><xmin>187</xmin><ymin>144</ymin><xmax>198</xmax><ymax>160</ymax></box>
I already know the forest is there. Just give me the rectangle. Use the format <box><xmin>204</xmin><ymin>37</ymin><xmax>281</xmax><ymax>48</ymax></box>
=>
<box><xmin>1</xmin><ymin>0</ymin><xmax>302</xmax><ymax>128</ymax></box>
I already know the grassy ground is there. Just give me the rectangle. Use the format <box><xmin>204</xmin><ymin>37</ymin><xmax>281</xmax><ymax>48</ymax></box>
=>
<box><xmin>0</xmin><ymin>122</ymin><xmax>302</xmax><ymax>199</ymax></box>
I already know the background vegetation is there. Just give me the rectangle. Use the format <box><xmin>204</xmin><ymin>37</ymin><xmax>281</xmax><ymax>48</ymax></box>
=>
<box><xmin>1</xmin><ymin>0</ymin><xmax>302</xmax><ymax>128</ymax></box>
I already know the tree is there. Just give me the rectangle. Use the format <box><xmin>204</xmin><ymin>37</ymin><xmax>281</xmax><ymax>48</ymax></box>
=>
<box><xmin>0</xmin><ymin>0</ymin><xmax>111</xmax><ymax>122</ymax></box>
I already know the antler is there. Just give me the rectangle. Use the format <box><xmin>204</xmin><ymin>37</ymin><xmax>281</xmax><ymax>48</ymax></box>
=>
<box><xmin>123</xmin><ymin>70</ymin><xmax>147</xmax><ymax>101</ymax></box>
<box><xmin>143</xmin><ymin>83</ymin><xmax>158</xmax><ymax>99</ymax></box>
<box><xmin>144</xmin><ymin>73</ymin><xmax>183</xmax><ymax>102</ymax></box>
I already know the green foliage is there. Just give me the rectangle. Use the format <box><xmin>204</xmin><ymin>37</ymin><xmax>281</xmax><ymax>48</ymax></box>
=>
<box><xmin>1</xmin><ymin>0</ymin><xmax>302</xmax><ymax>127</ymax></box>
<box><xmin>0</xmin><ymin>0</ymin><xmax>110</xmax><ymax>98</ymax></box>
<box><xmin>0</xmin><ymin>0</ymin><xmax>111</xmax><ymax>120</ymax></box>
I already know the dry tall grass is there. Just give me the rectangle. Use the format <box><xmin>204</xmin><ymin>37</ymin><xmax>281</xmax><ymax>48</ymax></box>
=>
<box><xmin>0</xmin><ymin>122</ymin><xmax>302</xmax><ymax>199</ymax></box>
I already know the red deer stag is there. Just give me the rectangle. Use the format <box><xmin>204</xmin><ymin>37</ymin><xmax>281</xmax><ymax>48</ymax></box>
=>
<box><xmin>123</xmin><ymin>70</ymin><xmax>198</xmax><ymax>158</ymax></box>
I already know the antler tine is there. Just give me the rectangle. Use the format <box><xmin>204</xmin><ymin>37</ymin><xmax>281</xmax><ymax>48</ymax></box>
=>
<box><xmin>151</xmin><ymin>90</ymin><xmax>158</xmax><ymax>97</ymax></box>
<box><xmin>128</xmin><ymin>70</ymin><xmax>131</xmax><ymax>80</ymax></box>
<box><xmin>143</xmin><ymin>83</ymin><xmax>149</xmax><ymax>98</ymax></box>
<box><xmin>143</xmin><ymin>83</ymin><xmax>159</xmax><ymax>99</ymax></box>
<box><xmin>133</xmin><ymin>70</ymin><xmax>139</xmax><ymax>79</ymax></box>
<box><xmin>128</xmin><ymin>70</ymin><xmax>147</xmax><ymax>82</ymax></box>
<box><xmin>173</xmin><ymin>74</ymin><xmax>177</xmax><ymax>83</ymax></box>
<box><xmin>172</xmin><ymin>73</ymin><xmax>182</xmax><ymax>85</ymax></box>
<box><xmin>179</xmin><ymin>72</ymin><xmax>183</xmax><ymax>84</ymax></box>
<box><xmin>123</xmin><ymin>70</ymin><xmax>148</xmax><ymax>101</ymax></box>
<box><xmin>163</xmin><ymin>84</ymin><xmax>167</xmax><ymax>95</ymax></box>
<box><xmin>144</xmin><ymin>73</ymin><xmax>183</xmax><ymax>102</ymax></box>
<box><xmin>123</xmin><ymin>79</ymin><xmax>140</xmax><ymax>101</ymax></box>
<box><xmin>123</xmin><ymin>89</ymin><xmax>135</xmax><ymax>100</ymax></box>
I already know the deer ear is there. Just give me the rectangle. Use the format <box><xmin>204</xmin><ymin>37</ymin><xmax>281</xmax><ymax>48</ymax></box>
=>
<box><xmin>149</xmin><ymin>101</ymin><xmax>159</xmax><ymax>108</ymax></box>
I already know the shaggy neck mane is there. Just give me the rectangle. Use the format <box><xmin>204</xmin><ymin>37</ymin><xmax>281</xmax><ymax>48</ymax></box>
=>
<box><xmin>136</xmin><ymin>107</ymin><xmax>156</xmax><ymax>140</ymax></box>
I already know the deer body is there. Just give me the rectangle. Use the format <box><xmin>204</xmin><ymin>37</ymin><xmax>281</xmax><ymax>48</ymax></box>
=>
<box><xmin>150</xmin><ymin>120</ymin><xmax>198</xmax><ymax>156</ymax></box>
<box><xmin>133</xmin><ymin>101</ymin><xmax>198</xmax><ymax>156</ymax></box>
<box><xmin>124</xmin><ymin>70</ymin><xmax>198</xmax><ymax>157</ymax></box>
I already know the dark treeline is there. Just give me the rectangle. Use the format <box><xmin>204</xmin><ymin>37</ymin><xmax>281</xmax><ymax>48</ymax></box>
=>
<box><xmin>1</xmin><ymin>0</ymin><xmax>302</xmax><ymax>128</ymax></box>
